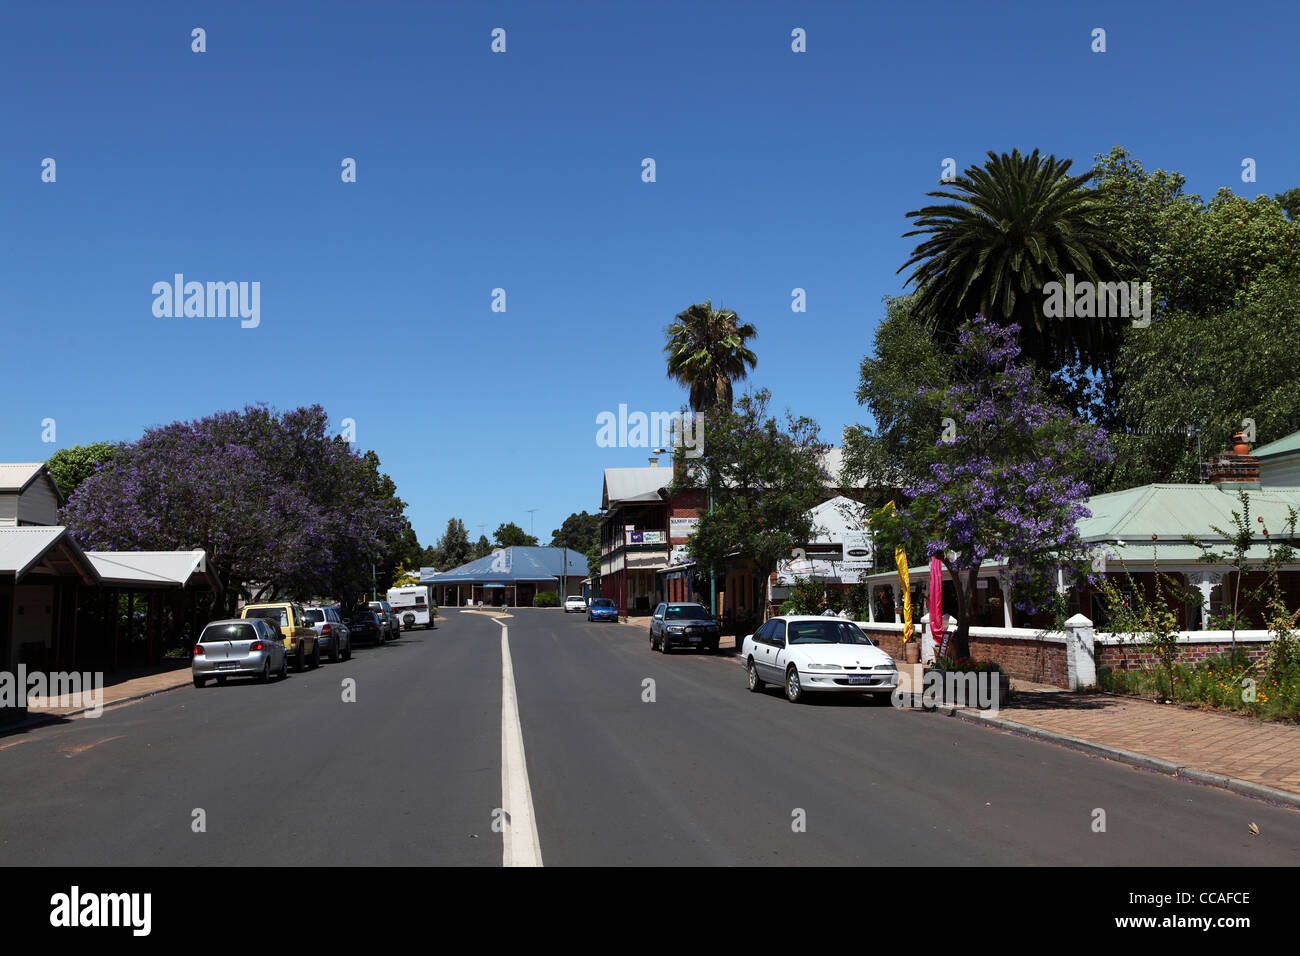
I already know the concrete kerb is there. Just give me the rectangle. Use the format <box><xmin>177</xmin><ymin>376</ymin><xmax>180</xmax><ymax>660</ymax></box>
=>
<box><xmin>937</xmin><ymin>704</ymin><xmax>1300</xmax><ymax>811</ymax></box>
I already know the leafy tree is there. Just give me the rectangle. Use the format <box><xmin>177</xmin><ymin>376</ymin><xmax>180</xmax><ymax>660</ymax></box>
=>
<box><xmin>550</xmin><ymin>511</ymin><xmax>601</xmax><ymax>551</ymax></box>
<box><xmin>584</xmin><ymin>537</ymin><xmax>602</xmax><ymax>584</ymax></box>
<box><xmin>62</xmin><ymin>405</ymin><xmax>404</xmax><ymax>615</ymax></box>
<box><xmin>875</xmin><ymin>317</ymin><xmax>1113</xmax><ymax>659</ymax></box>
<box><xmin>493</xmin><ymin>522</ymin><xmax>538</xmax><ymax>548</ymax></box>
<box><xmin>669</xmin><ymin>388</ymin><xmax>828</xmax><ymax>594</ymax></box>
<box><xmin>842</xmin><ymin>294</ymin><xmax>951</xmax><ymax>505</ymax></box>
<box><xmin>1109</xmin><ymin>272</ymin><xmax>1300</xmax><ymax>488</ymax></box>
<box><xmin>431</xmin><ymin>517</ymin><xmax>473</xmax><ymax>570</ymax></box>
<box><xmin>1277</xmin><ymin>188</ymin><xmax>1300</xmax><ymax>221</ymax></box>
<box><xmin>900</xmin><ymin>148</ymin><xmax>1129</xmax><ymax>372</ymax></box>
<box><xmin>664</xmin><ymin>300</ymin><xmax>757</xmax><ymax>411</ymax></box>
<box><xmin>471</xmin><ymin>535</ymin><xmax>494</xmax><ymax>560</ymax></box>
<box><xmin>46</xmin><ymin>442</ymin><xmax>119</xmax><ymax>499</ymax></box>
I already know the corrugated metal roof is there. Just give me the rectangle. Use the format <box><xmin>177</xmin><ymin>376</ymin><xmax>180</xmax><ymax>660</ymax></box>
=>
<box><xmin>421</xmin><ymin>546</ymin><xmax>587</xmax><ymax>584</ymax></box>
<box><xmin>1252</xmin><ymin>429</ymin><xmax>1300</xmax><ymax>460</ymax></box>
<box><xmin>602</xmin><ymin>467</ymin><xmax>671</xmax><ymax>507</ymax></box>
<box><xmin>1077</xmin><ymin>483</ymin><xmax>1300</xmax><ymax>542</ymax></box>
<box><xmin>83</xmin><ymin>550</ymin><xmax>208</xmax><ymax>586</ymax></box>
<box><xmin>0</xmin><ymin>527</ymin><xmax>68</xmax><ymax>576</ymax></box>
<box><xmin>0</xmin><ymin>463</ymin><xmax>47</xmax><ymax>493</ymax></box>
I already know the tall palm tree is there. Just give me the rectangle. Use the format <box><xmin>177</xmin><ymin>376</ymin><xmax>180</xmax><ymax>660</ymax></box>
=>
<box><xmin>663</xmin><ymin>301</ymin><xmax>758</xmax><ymax>411</ymax></box>
<box><xmin>898</xmin><ymin>148</ymin><xmax>1130</xmax><ymax>370</ymax></box>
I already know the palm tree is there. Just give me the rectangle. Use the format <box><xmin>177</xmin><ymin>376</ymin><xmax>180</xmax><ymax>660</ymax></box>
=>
<box><xmin>663</xmin><ymin>301</ymin><xmax>758</xmax><ymax>411</ymax></box>
<box><xmin>898</xmin><ymin>148</ymin><xmax>1129</xmax><ymax>370</ymax></box>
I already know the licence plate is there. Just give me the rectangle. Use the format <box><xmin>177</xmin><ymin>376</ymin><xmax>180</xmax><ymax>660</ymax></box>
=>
<box><xmin>218</xmin><ymin>662</ymin><xmax>239</xmax><ymax>670</ymax></box>
<box><xmin>689</xmin><ymin>637</ymin><xmax>702</xmax><ymax>643</ymax></box>
<box><xmin>846</xmin><ymin>675</ymin><xmax>870</xmax><ymax>685</ymax></box>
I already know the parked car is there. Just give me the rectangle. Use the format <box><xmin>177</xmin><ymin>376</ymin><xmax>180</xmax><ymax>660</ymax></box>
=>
<box><xmin>741</xmin><ymin>616</ymin><xmax>899</xmax><ymax>703</ymax></box>
<box><xmin>649</xmin><ymin>602</ymin><xmax>721</xmax><ymax>653</ymax></box>
<box><xmin>193</xmin><ymin>618</ymin><xmax>287</xmax><ymax>687</ymax></box>
<box><xmin>349</xmin><ymin>608</ymin><xmax>385</xmax><ymax>645</ymax></box>
<box><xmin>388</xmin><ymin>585</ymin><xmax>435</xmax><ymax>629</ymax></box>
<box><xmin>240</xmin><ymin>602</ymin><xmax>320</xmax><ymax>671</ymax></box>
<box><xmin>303</xmin><ymin>605</ymin><xmax>352</xmax><ymax>663</ymax></box>
<box><xmin>564</xmin><ymin>595</ymin><xmax>588</xmax><ymax>613</ymax></box>
<box><xmin>369</xmin><ymin>600</ymin><xmax>400</xmax><ymax>641</ymax></box>
<box><xmin>587</xmin><ymin>597</ymin><xmax>618</xmax><ymax>622</ymax></box>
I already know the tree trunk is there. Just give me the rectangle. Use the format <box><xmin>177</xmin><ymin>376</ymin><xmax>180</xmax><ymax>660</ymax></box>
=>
<box><xmin>942</xmin><ymin>559</ymin><xmax>981</xmax><ymax>660</ymax></box>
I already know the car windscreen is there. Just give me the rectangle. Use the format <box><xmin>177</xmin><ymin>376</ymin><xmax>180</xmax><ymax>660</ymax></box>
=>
<box><xmin>200</xmin><ymin>623</ymin><xmax>257</xmax><ymax>643</ymax></box>
<box><xmin>665</xmin><ymin>605</ymin><xmax>708</xmax><ymax>621</ymax></box>
<box><xmin>787</xmin><ymin>620</ymin><xmax>873</xmax><ymax>645</ymax></box>
<box><xmin>592</xmin><ymin>599</ymin><xmax>615</xmax><ymax>608</ymax></box>
<box><xmin>244</xmin><ymin>607</ymin><xmax>288</xmax><ymax>627</ymax></box>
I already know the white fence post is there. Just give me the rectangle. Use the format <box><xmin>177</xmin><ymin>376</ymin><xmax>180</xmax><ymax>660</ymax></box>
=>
<box><xmin>1064</xmin><ymin>613</ymin><xmax>1097</xmax><ymax>690</ymax></box>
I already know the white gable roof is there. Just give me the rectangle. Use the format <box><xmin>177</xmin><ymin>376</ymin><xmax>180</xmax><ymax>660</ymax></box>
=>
<box><xmin>83</xmin><ymin>550</ymin><xmax>209</xmax><ymax>587</ymax></box>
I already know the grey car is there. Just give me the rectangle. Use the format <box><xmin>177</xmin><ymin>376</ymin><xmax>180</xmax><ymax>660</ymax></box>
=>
<box><xmin>304</xmin><ymin>605</ymin><xmax>352</xmax><ymax>662</ymax></box>
<box><xmin>193</xmin><ymin>618</ymin><xmax>288</xmax><ymax>687</ymax></box>
<box><xmin>649</xmin><ymin>602</ymin><xmax>722</xmax><ymax>653</ymax></box>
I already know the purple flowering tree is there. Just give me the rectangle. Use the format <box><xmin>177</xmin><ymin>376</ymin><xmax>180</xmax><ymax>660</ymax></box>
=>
<box><xmin>62</xmin><ymin>405</ymin><xmax>405</xmax><ymax>615</ymax></box>
<box><xmin>879</xmin><ymin>316</ymin><xmax>1113</xmax><ymax>659</ymax></box>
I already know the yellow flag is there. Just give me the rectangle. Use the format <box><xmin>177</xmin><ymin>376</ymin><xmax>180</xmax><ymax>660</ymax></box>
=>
<box><xmin>871</xmin><ymin>500</ymin><xmax>912</xmax><ymax>643</ymax></box>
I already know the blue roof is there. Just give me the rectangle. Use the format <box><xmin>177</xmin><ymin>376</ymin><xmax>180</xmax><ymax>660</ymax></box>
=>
<box><xmin>420</xmin><ymin>546</ymin><xmax>587</xmax><ymax>584</ymax></box>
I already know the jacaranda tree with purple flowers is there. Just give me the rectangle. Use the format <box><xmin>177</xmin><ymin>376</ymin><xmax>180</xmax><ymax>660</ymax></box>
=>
<box><xmin>875</xmin><ymin>316</ymin><xmax>1113</xmax><ymax>659</ymax></box>
<box><xmin>62</xmin><ymin>405</ymin><xmax>407</xmax><ymax>615</ymax></box>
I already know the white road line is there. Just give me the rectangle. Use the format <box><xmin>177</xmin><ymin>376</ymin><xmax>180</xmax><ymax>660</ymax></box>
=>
<box><xmin>497</xmin><ymin>622</ymin><xmax>543</xmax><ymax>867</ymax></box>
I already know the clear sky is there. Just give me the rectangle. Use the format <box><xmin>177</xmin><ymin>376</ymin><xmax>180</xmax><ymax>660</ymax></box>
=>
<box><xmin>3</xmin><ymin>0</ymin><xmax>1297</xmax><ymax>550</ymax></box>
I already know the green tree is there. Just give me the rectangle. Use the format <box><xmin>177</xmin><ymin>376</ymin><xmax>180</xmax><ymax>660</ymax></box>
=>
<box><xmin>46</xmin><ymin>442</ymin><xmax>119</xmax><ymax>499</ymax></box>
<box><xmin>471</xmin><ymin>535</ymin><xmax>494</xmax><ymax>560</ymax></box>
<box><xmin>900</xmin><ymin>148</ymin><xmax>1129</xmax><ymax>372</ymax></box>
<box><xmin>432</xmin><ymin>518</ymin><xmax>473</xmax><ymax>570</ymax></box>
<box><xmin>550</xmin><ymin>511</ymin><xmax>601</xmax><ymax>551</ymax></box>
<box><xmin>1110</xmin><ymin>272</ymin><xmax>1300</xmax><ymax>488</ymax></box>
<box><xmin>663</xmin><ymin>300</ymin><xmax>757</xmax><ymax>411</ymax></box>
<box><xmin>493</xmin><ymin>522</ymin><xmax>538</xmax><ymax>548</ymax></box>
<box><xmin>669</xmin><ymin>388</ymin><xmax>828</xmax><ymax>593</ymax></box>
<box><xmin>1277</xmin><ymin>188</ymin><xmax>1300</xmax><ymax>221</ymax></box>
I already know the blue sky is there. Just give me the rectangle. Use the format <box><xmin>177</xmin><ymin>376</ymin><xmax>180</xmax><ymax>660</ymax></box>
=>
<box><xmin>3</xmin><ymin>0</ymin><xmax>1297</xmax><ymax>551</ymax></box>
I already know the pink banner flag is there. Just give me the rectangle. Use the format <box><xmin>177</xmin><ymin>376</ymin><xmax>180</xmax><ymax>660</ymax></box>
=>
<box><xmin>929</xmin><ymin>556</ymin><xmax>944</xmax><ymax>647</ymax></box>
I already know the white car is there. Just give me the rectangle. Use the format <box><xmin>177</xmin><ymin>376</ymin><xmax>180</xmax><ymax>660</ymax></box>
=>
<box><xmin>741</xmin><ymin>616</ymin><xmax>899</xmax><ymax>703</ymax></box>
<box><xmin>564</xmin><ymin>595</ymin><xmax>588</xmax><ymax>613</ymax></box>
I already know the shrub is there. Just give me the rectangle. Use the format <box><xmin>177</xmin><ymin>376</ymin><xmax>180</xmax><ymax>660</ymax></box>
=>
<box><xmin>533</xmin><ymin>591</ymin><xmax>561</xmax><ymax>607</ymax></box>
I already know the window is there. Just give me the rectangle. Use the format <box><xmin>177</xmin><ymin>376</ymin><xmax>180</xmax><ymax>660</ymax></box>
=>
<box><xmin>200</xmin><ymin>623</ymin><xmax>257</xmax><ymax>644</ymax></box>
<box><xmin>787</xmin><ymin>620</ymin><xmax>873</xmax><ymax>645</ymax></box>
<box><xmin>245</xmin><ymin>607</ymin><xmax>288</xmax><ymax>628</ymax></box>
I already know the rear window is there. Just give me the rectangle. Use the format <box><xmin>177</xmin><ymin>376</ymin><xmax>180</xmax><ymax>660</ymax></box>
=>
<box><xmin>303</xmin><ymin>609</ymin><xmax>325</xmax><ymax>623</ymax></box>
<box><xmin>592</xmin><ymin>599</ymin><xmax>615</xmax><ymax>608</ymax></box>
<box><xmin>244</xmin><ymin>607</ymin><xmax>288</xmax><ymax>627</ymax></box>
<box><xmin>200</xmin><ymin>623</ymin><xmax>257</xmax><ymax>643</ymax></box>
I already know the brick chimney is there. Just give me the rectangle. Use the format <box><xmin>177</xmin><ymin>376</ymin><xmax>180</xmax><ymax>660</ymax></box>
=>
<box><xmin>1207</xmin><ymin>432</ymin><xmax>1260</xmax><ymax>489</ymax></box>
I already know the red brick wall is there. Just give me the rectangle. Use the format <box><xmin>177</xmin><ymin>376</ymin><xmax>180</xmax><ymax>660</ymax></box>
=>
<box><xmin>969</xmin><ymin>634</ymin><xmax>1069</xmax><ymax>687</ymax></box>
<box><xmin>1098</xmin><ymin>640</ymin><xmax>1271</xmax><ymax>671</ymax></box>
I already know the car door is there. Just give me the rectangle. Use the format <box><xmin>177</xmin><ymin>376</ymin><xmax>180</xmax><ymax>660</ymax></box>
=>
<box><xmin>754</xmin><ymin>621</ymin><xmax>779</xmax><ymax>680</ymax></box>
<box><xmin>771</xmin><ymin>622</ymin><xmax>792</xmax><ymax>679</ymax></box>
<box><xmin>651</xmin><ymin>604</ymin><xmax>665</xmax><ymax>639</ymax></box>
<box><xmin>259</xmin><ymin>620</ymin><xmax>284</xmax><ymax>669</ymax></box>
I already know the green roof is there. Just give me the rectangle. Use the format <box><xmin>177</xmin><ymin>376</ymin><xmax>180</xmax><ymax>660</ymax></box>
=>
<box><xmin>1251</xmin><ymin>429</ymin><xmax>1300</xmax><ymax>460</ymax></box>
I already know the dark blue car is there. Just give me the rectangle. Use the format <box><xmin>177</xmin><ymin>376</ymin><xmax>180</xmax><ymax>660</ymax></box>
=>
<box><xmin>587</xmin><ymin>598</ymin><xmax>618</xmax><ymax>622</ymax></box>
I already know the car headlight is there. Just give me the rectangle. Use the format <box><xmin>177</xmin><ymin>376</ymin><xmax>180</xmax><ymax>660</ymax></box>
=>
<box><xmin>667</xmin><ymin>625</ymin><xmax>684</xmax><ymax>634</ymax></box>
<box><xmin>806</xmin><ymin>662</ymin><xmax>838</xmax><ymax>670</ymax></box>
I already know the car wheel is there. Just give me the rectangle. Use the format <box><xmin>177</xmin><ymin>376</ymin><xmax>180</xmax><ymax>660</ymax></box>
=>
<box><xmin>747</xmin><ymin>659</ymin><xmax>763</xmax><ymax>692</ymax></box>
<box><xmin>311</xmin><ymin>644</ymin><xmax>321</xmax><ymax>669</ymax></box>
<box><xmin>330</xmin><ymin>639</ymin><xmax>339</xmax><ymax>664</ymax></box>
<box><xmin>785</xmin><ymin>666</ymin><xmax>805</xmax><ymax>703</ymax></box>
<box><xmin>295</xmin><ymin>647</ymin><xmax>305</xmax><ymax>672</ymax></box>
<box><xmin>343</xmin><ymin>639</ymin><xmax>352</xmax><ymax>661</ymax></box>
<box><xmin>660</xmin><ymin>637</ymin><xmax>670</xmax><ymax>654</ymax></box>
<box><xmin>259</xmin><ymin>660</ymin><xmax>270</xmax><ymax>683</ymax></box>
<box><xmin>193</xmin><ymin>676</ymin><xmax>205</xmax><ymax>688</ymax></box>
<box><xmin>279</xmin><ymin>655</ymin><xmax>288</xmax><ymax>679</ymax></box>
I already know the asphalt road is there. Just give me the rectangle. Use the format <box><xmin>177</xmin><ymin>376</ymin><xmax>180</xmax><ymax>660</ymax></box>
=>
<box><xmin>1</xmin><ymin>608</ymin><xmax>1297</xmax><ymax>866</ymax></box>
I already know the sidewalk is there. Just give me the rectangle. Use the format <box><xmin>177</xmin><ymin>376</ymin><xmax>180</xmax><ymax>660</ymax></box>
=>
<box><xmin>955</xmin><ymin>680</ymin><xmax>1300</xmax><ymax>804</ymax></box>
<box><xmin>6</xmin><ymin>658</ymin><xmax>193</xmax><ymax>728</ymax></box>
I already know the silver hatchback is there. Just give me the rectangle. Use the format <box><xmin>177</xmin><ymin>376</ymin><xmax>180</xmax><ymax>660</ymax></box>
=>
<box><xmin>193</xmin><ymin>618</ymin><xmax>288</xmax><ymax>687</ymax></box>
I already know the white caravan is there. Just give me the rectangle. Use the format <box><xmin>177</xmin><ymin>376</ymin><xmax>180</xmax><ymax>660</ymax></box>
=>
<box><xmin>387</xmin><ymin>585</ymin><xmax>434</xmax><ymax>629</ymax></box>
